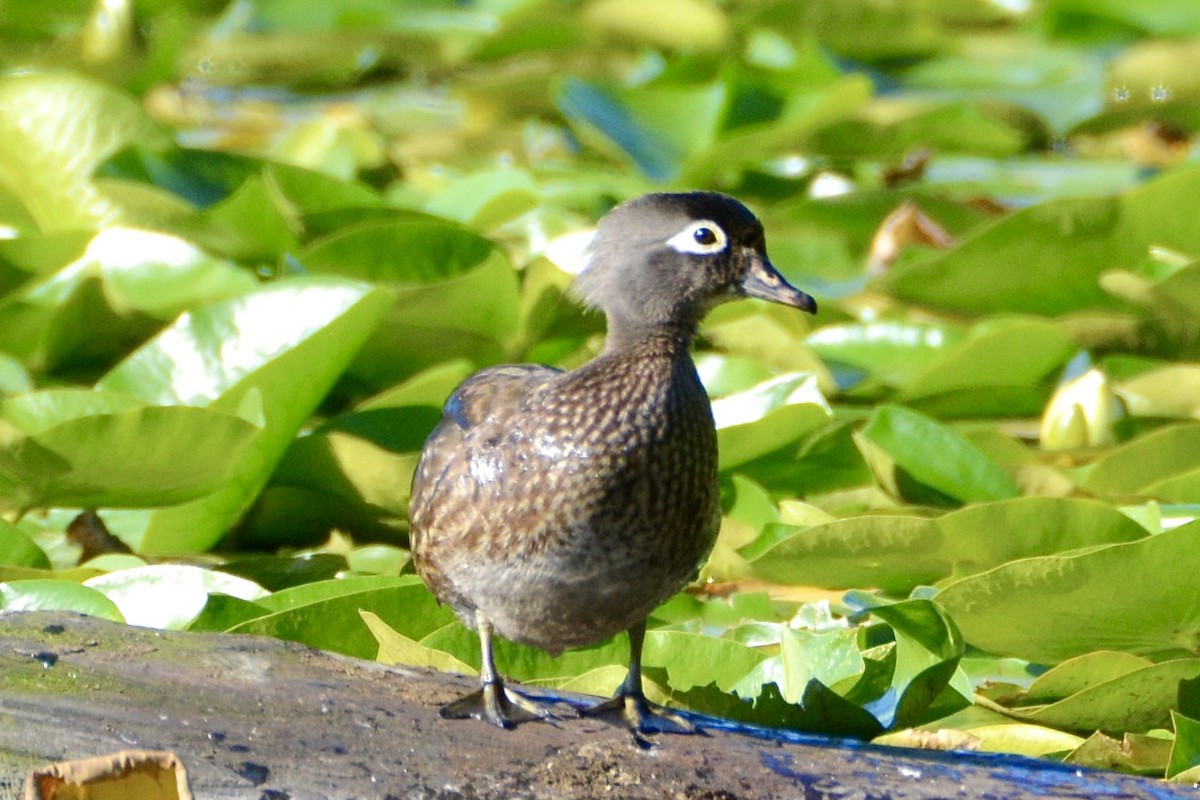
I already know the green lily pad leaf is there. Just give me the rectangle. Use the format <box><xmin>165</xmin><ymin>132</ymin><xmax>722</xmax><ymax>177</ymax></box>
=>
<box><xmin>300</xmin><ymin>220</ymin><xmax>519</xmax><ymax>383</ymax></box>
<box><xmin>0</xmin><ymin>578</ymin><xmax>123</xmax><ymax>621</ymax></box>
<box><xmin>1</xmin><ymin>388</ymin><xmax>142</xmax><ymax>430</ymax></box>
<box><xmin>269</xmin><ymin>383</ymin><xmax>444</xmax><ymax>517</ymax></box>
<box><xmin>734</xmin><ymin>420</ymin><xmax>871</xmax><ymax>498</ymax></box>
<box><xmin>217</xmin><ymin>553</ymin><xmax>346</xmax><ymax>592</ymax></box>
<box><xmin>99</xmin><ymin>145</ymin><xmax>258</xmax><ymax>208</ymax></box>
<box><xmin>811</xmin><ymin>101</ymin><xmax>1034</xmax><ymax>160</ymax></box>
<box><xmin>686</xmin><ymin>75</ymin><xmax>874</xmax><ymax>185</ymax></box>
<box><xmin>236</xmin><ymin>484</ymin><xmax>401</xmax><ymax>549</ymax></box>
<box><xmin>188</xmin><ymin>593</ymin><xmax>273</xmax><ymax>633</ymax></box>
<box><xmin>702</xmin><ymin>303</ymin><xmax>825</xmax><ymax>378</ymax></box>
<box><xmin>855</xmin><ymin>405</ymin><xmax>1019</xmax><ymax>505</ymax></box>
<box><xmin>557</xmin><ymin>76</ymin><xmax>726</xmax><ymax>182</ymax></box>
<box><xmin>1021</xmin><ymin>651</ymin><xmax>1155</xmax><ymax>705</ymax></box>
<box><xmin>0</xmin><ymin>229</ymin><xmax>64</xmax><ymax>337</ymax></box>
<box><xmin>899</xmin><ymin>317</ymin><xmax>1075</xmax><ymax>410</ymax></box>
<box><xmin>252</xmin><ymin>574</ymin><xmax>414</xmax><ymax>612</ymax></box>
<box><xmin>0</xmin><ymin>390</ymin><xmax>260</xmax><ymax>513</ymax></box>
<box><xmin>1082</xmin><ymin>423</ymin><xmax>1200</xmax><ymax>500</ymax></box>
<box><xmin>418</xmin><ymin>619</ymin><xmax>629</xmax><ymax>684</ymax></box>
<box><xmin>745</xmin><ymin>497</ymin><xmax>1146</xmax><ymax>593</ymax></box>
<box><xmin>0</xmin><ymin>351</ymin><xmax>31</xmax><ymax>395</ymax></box>
<box><xmin>81</xmin><ymin>554</ymin><xmax>147</xmax><ymax>572</ymax></box>
<box><xmin>1119</xmin><ymin>365</ymin><xmax>1200</xmax><ymax>419</ymax></box>
<box><xmin>877</xmin><ymin>722</ymin><xmax>1086</xmax><ymax>757</ymax></box>
<box><xmin>425</xmin><ymin>168</ymin><xmax>539</xmax><ymax>229</ymax></box>
<box><xmin>695</xmin><ymin>353</ymin><xmax>776</xmax><ymax>397</ymax></box>
<box><xmin>175</xmin><ymin>176</ymin><xmax>299</xmax><ymax>263</ymax></box>
<box><xmin>1007</xmin><ymin>659</ymin><xmax>1200</xmax><ymax>734</ymax></box>
<box><xmin>83</xmin><ymin>564</ymin><xmax>268</xmax><ymax>630</ymax></box>
<box><xmin>1153</xmin><ymin>259</ymin><xmax>1200</xmax><ymax>318</ymax></box>
<box><xmin>230</xmin><ymin>576</ymin><xmax>455</xmax><ymax>660</ymax></box>
<box><xmin>714</xmin><ymin>372</ymin><xmax>831</xmax><ymax>469</ymax></box>
<box><xmin>866</xmin><ymin>598</ymin><xmax>970</xmax><ymax>728</ymax></box>
<box><xmin>973</xmin><ymin>724</ymin><xmax>1089</xmax><ymax>757</ymax></box>
<box><xmin>0</xmin><ymin>71</ymin><xmax>168</xmax><ymax>231</ymax></box>
<box><xmin>255</xmin><ymin>363</ymin><xmax>471</xmax><ymax>544</ymax></box>
<box><xmin>582</xmin><ymin>0</ymin><xmax>729</xmax><ymax>51</ymax></box>
<box><xmin>778</xmin><ymin>627</ymin><xmax>865</xmax><ymax>704</ymax></box>
<box><xmin>54</xmin><ymin>227</ymin><xmax>255</xmax><ymax>316</ymax></box>
<box><xmin>361</xmin><ymin>609</ymin><xmax>476</xmax><ymax>675</ymax></box>
<box><xmin>266</xmin><ymin>162</ymin><xmax>386</xmax><ymax>216</ymax></box>
<box><xmin>547</xmin><ymin>664</ymin><xmax>630</xmax><ymax>698</ymax></box>
<box><xmin>345</xmin><ymin>544</ymin><xmax>410</xmax><ymax>576</ymax></box>
<box><xmin>902</xmin><ymin>38</ymin><xmax>1101</xmax><ymax>130</ymax></box>
<box><xmin>96</xmin><ymin>277</ymin><xmax>392</xmax><ymax>553</ymax></box>
<box><xmin>0</xmin><ymin>521</ymin><xmax>50</xmax><ymax>569</ymax></box>
<box><xmin>1169</xmin><ymin>711</ymin><xmax>1200</xmax><ymax>779</ymax></box>
<box><xmin>805</xmin><ymin>319</ymin><xmax>966</xmax><ymax>389</ymax></box>
<box><xmin>938</xmin><ymin>521</ymin><xmax>1200</xmax><ymax>663</ymax></box>
<box><xmin>644</xmin><ymin>630</ymin><xmax>771</xmax><ymax>695</ymax></box>
<box><xmin>880</xmin><ymin>165</ymin><xmax>1200</xmax><ymax>315</ymax></box>
<box><xmin>1064</xmin><ymin>730</ymin><xmax>1172</xmax><ymax>773</ymax></box>
<box><xmin>0</xmin><ymin>226</ymin><xmax>255</xmax><ymax>371</ymax></box>
<box><xmin>359</xmin><ymin>360</ymin><xmax>475</xmax><ymax>409</ymax></box>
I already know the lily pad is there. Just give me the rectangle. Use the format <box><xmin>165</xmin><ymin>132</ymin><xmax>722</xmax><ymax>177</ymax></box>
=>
<box><xmin>938</xmin><ymin>521</ymin><xmax>1200</xmax><ymax>663</ymax></box>
<box><xmin>97</xmin><ymin>277</ymin><xmax>393</xmax><ymax>553</ymax></box>
<box><xmin>855</xmin><ymin>405</ymin><xmax>1019</xmax><ymax>505</ymax></box>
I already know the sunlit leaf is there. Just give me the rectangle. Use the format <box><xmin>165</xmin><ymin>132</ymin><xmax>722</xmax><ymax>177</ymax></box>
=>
<box><xmin>0</xmin><ymin>390</ymin><xmax>260</xmax><ymax>513</ymax></box>
<box><xmin>1082</xmin><ymin>423</ymin><xmax>1200</xmax><ymax>500</ymax></box>
<box><xmin>1005</xmin><ymin>659</ymin><xmax>1200</xmax><ymax>734</ymax></box>
<box><xmin>939</xmin><ymin>521</ymin><xmax>1200</xmax><ymax>662</ymax></box>
<box><xmin>881</xmin><ymin>165</ymin><xmax>1200</xmax><ymax>315</ymax></box>
<box><xmin>0</xmin><ymin>71</ymin><xmax>167</xmax><ymax>231</ymax></box>
<box><xmin>97</xmin><ymin>278</ymin><xmax>393</xmax><ymax>553</ymax></box>
<box><xmin>1064</xmin><ymin>730</ymin><xmax>1172</xmax><ymax>773</ymax></box>
<box><xmin>714</xmin><ymin>372</ymin><xmax>831</xmax><ymax>469</ymax></box>
<box><xmin>1169</xmin><ymin>711</ymin><xmax>1200</xmax><ymax>779</ymax></box>
<box><xmin>0</xmin><ymin>521</ymin><xmax>50</xmax><ymax>569</ymax></box>
<box><xmin>745</xmin><ymin>497</ymin><xmax>1146</xmax><ymax>592</ymax></box>
<box><xmin>0</xmin><ymin>578</ymin><xmax>123</xmax><ymax>621</ymax></box>
<box><xmin>84</xmin><ymin>564</ymin><xmax>268</xmax><ymax>630</ymax></box>
<box><xmin>361</xmin><ymin>609</ymin><xmax>476</xmax><ymax>675</ymax></box>
<box><xmin>1118</xmin><ymin>365</ymin><xmax>1200</xmax><ymax>419</ymax></box>
<box><xmin>301</xmin><ymin>220</ymin><xmax>520</xmax><ymax>383</ymax></box>
<box><xmin>229</xmin><ymin>576</ymin><xmax>455</xmax><ymax>660</ymax></box>
<box><xmin>855</xmin><ymin>405</ymin><xmax>1019</xmax><ymax>505</ymax></box>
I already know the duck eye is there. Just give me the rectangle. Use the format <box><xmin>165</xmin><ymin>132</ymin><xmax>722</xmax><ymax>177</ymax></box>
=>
<box><xmin>667</xmin><ymin>220</ymin><xmax>728</xmax><ymax>255</ymax></box>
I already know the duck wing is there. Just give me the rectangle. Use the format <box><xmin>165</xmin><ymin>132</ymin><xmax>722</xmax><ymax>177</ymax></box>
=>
<box><xmin>408</xmin><ymin>364</ymin><xmax>561</xmax><ymax>575</ymax></box>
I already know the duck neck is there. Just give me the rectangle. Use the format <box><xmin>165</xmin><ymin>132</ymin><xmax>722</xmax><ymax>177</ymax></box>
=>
<box><xmin>601</xmin><ymin>318</ymin><xmax>697</xmax><ymax>358</ymax></box>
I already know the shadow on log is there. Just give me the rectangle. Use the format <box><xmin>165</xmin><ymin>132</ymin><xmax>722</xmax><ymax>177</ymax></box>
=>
<box><xmin>0</xmin><ymin>610</ymin><xmax>1193</xmax><ymax>800</ymax></box>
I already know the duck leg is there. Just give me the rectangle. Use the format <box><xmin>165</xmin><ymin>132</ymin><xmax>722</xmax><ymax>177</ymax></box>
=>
<box><xmin>581</xmin><ymin>621</ymin><xmax>699</xmax><ymax>740</ymax></box>
<box><xmin>440</xmin><ymin>614</ymin><xmax>558</xmax><ymax>728</ymax></box>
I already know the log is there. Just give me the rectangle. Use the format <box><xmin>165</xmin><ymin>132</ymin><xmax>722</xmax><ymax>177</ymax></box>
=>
<box><xmin>0</xmin><ymin>610</ymin><xmax>1191</xmax><ymax>800</ymax></box>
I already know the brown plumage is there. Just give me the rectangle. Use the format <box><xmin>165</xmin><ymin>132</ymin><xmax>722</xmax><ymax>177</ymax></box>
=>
<box><xmin>410</xmin><ymin>191</ymin><xmax>817</xmax><ymax>737</ymax></box>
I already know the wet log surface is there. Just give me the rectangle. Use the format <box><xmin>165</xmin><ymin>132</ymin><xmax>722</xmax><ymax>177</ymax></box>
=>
<box><xmin>0</xmin><ymin>610</ymin><xmax>1194</xmax><ymax>800</ymax></box>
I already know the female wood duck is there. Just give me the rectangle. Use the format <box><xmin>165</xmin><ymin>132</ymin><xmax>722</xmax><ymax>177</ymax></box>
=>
<box><xmin>410</xmin><ymin>191</ymin><xmax>817</xmax><ymax>738</ymax></box>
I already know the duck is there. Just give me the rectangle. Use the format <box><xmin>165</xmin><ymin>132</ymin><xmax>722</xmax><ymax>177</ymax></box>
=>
<box><xmin>409</xmin><ymin>191</ymin><xmax>817</xmax><ymax>739</ymax></box>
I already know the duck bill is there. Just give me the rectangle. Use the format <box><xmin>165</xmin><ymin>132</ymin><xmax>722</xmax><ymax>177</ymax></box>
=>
<box><xmin>738</xmin><ymin>252</ymin><xmax>818</xmax><ymax>314</ymax></box>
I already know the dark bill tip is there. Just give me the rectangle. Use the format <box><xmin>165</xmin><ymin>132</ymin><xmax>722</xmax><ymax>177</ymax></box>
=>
<box><xmin>739</xmin><ymin>256</ymin><xmax>818</xmax><ymax>314</ymax></box>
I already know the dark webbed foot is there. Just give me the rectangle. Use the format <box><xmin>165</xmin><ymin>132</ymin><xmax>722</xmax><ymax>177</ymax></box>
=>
<box><xmin>441</xmin><ymin>680</ymin><xmax>560</xmax><ymax>729</ymax></box>
<box><xmin>581</xmin><ymin>622</ymin><xmax>706</xmax><ymax>747</ymax></box>
<box><xmin>581</xmin><ymin>687</ymin><xmax>697</xmax><ymax>734</ymax></box>
<box><xmin>441</xmin><ymin>613</ymin><xmax>569</xmax><ymax>729</ymax></box>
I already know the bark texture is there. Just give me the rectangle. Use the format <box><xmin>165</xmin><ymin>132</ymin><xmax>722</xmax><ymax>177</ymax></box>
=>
<box><xmin>0</xmin><ymin>611</ymin><xmax>1192</xmax><ymax>800</ymax></box>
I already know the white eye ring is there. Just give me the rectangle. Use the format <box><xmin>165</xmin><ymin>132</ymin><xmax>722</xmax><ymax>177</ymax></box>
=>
<box><xmin>666</xmin><ymin>220</ymin><xmax>728</xmax><ymax>255</ymax></box>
